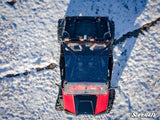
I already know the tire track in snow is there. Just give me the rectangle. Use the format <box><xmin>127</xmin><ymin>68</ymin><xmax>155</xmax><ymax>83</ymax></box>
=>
<box><xmin>0</xmin><ymin>63</ymin><xmax>57</xmax><ymax>79</ymax></box>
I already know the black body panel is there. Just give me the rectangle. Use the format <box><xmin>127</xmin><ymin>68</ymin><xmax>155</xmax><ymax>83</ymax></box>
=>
<box><xmin>75</xmin><ymin>95</ymin><xmax>97</xmax><ymax>115</ymax></box>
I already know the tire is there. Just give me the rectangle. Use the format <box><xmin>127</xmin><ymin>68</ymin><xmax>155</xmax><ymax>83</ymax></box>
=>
<box><xmin>60</xmin><ymin>45</ymin><xmax>65</xmax><ymax>81</ymax></box>
<box><xmin>55</xmin><ymin>98</ymin><xmax>63</xmax><ymax>111</ymax></box>
<box><xmin>55</xmin><ymin>88</ymin><xmax>63</xmax><ymax>111</ymax></box>
<box><xmin>58</xmin><ymin>19</ymin><xmax>64</xmax><ymax>43</ymax></box>
<box><xmin>55</xmin><ymin>95</ymin><xmax>63</xmax><ymax>111</ymax></box>
<box><xmin>108</xmin><ymin>46</ymin><xmax>113</xmax><ymax>81</ymax></box>
<box><xmin>109</xmin><ymin>20</ymin><xmax>115</xmax><ymax>39</ymax></box>
<box><xmin>106</xmin><ymin>89</ymin><xmax>115</xmax><ymax>113</ymax></box>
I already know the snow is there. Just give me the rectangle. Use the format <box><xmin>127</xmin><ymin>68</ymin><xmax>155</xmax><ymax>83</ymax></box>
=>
<box><xmin>0</xmin><ymin>0</ymin><xmax>160</xmax><ymax>119</ymax></box>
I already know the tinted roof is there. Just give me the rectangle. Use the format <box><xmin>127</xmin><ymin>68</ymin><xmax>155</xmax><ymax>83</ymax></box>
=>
<box><xmin>64</xmin><ymin>43</ymin><xmax>110</xmax><ymax>82</ymax></box>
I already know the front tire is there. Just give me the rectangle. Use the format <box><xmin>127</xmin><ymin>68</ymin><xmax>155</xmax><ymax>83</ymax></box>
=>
<box><xmin>55</xmin><ymin>96</ymin><xmax>63</xmax><ymax>111</ymax></box>
<box><xmin>55</xmin><ymin>88</ymin><xmax>63</xmax><ymax>111</ymax></box>
<box><xmin>106</xmin><ymin>89</ymin><xmax>115</xmax><ymax>113</ymax></box>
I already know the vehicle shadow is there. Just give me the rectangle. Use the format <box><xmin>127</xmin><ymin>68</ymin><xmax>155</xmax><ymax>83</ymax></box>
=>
<box><xmin>65</xmin><ymin>0</ymin><xmax>148</xmax><ymax>87</ymax></box>
<box><xmin>65</xmin><ymin>0</ymin><xmax>148</xmax><ymax>38</ymax></box>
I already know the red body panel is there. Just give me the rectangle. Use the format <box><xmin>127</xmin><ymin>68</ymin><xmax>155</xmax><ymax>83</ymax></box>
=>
<box><xmin>62</xmin><ymin>90</ymin><xmax>76</xmax><ymax>114</ymax></box>
<box><xmin>63</xmin><ymin>89</ymin><xmax>109</xmax><ymax>115</ymax></box>
<box><xmin>95</xmin><ymin>91</ymin><xmax>109</xmax><ymax>114</ymax></box>
<box><xmin>68</xmin><ymin>85</ymin><xmax>85</xmax><ymax>91</ymax></box>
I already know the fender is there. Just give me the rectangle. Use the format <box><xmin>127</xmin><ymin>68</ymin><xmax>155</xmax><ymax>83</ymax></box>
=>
<box><xmin>62</xmin><ymin>90</ymin><xmax>76</xmax><ymax>114</ymax></box>
<box><xmin>95</xmin><ymin>91</ymin><xmax>109</xmax><ymax>114</ymax></box>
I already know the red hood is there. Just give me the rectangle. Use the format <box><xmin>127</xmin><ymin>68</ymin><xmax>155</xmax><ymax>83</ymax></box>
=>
<box><xmin>62</xmin><ymin>89</ymin><xmax>109</xmax><ymax>115</ymax></box>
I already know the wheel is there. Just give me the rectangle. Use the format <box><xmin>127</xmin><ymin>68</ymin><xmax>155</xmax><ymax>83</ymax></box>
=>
<box><xmin>55</xmin><ymin>87</ymin><xmax>63</xmax><ymax>111</ymax></box>
<box><xmin>60</xmin><ymin>45</ymin><xmax>65</xmax><ymax>81</ymax></box>
<box><xmin>108</xmin><ymin>46</ymin><xmax>113</xmax><ymax>80</ymax></box>
<box><xmin>55</xmin><ymin>96</ymin><xmax>63</xmax><ymax>111</ymax></box>
<box><xmin>58</xmin><ymin>19</ymin><xmax>64</xmax><ymax>43</ymax></box>
<box><xmin>109</xmin><ymin>20</ymin><xmax>115</xmax><ymax>39</ymax></box>
<box><xmin>106</xmin><ymin>89</ymin><xmax>115</xmax><ymax>113</ymax></box>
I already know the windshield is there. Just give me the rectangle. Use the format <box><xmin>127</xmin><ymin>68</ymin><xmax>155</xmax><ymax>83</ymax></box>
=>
<box><xmin>64</xmin><ymin>43</ymin><xmax>110</xmax><ymax>82</ymax></box>
<box><xmin>64</xmin><ymin>82</ymin><xmax>108</xmax><ymax>95</ymax></box>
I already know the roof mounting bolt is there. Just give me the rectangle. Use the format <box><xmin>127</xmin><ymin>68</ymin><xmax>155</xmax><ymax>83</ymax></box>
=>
<box><xmin>84</xmin><ymin>35</ymin><xmax>87</xmax><ymax>40</ymax></box>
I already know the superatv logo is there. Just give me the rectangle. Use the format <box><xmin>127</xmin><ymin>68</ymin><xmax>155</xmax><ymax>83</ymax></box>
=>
<box><xmin>131</xmin><ymin>112</ymin><xmax>157</xmax><ymax>118</ymax></box>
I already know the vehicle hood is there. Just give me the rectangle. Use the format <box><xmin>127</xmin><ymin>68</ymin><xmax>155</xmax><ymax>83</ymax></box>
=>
<box><xmin>62</xmin><ymin>90</ymin><xmax>109</xmax><ymax>115</ymax></box>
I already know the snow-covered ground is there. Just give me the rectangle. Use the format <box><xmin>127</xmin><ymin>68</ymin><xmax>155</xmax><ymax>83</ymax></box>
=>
<box><xmin>0</xmin><ymin>0</ymin><xmax>160</xmax><ymax>119</ymax></box>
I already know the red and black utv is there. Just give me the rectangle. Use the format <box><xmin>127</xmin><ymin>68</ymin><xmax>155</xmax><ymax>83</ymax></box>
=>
<box><xmin>55</xmin><ymin>16</ymin><xmax>115</xmax><ymax>115</ymax></box>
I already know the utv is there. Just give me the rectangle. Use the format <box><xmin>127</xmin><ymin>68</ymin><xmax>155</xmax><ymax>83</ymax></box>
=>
<box><xmin>55</xmin><ymin>16</ymin><xmax>115</xmax><ymax>115</ymax></box>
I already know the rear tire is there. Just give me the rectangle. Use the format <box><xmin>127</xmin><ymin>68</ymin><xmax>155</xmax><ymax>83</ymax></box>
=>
<box><xmin>109</xmin><ymin>20</ymin><xmax>115</xmax><ymax>39</ymax></box>
<box><xmin>60</xmin><ymin>45</ymin><xmax>65</xmax><ymax>81</ymax></box>
<box><xmin>58</xmin><ymin>19</ymin><xmax>64</xmax><ymax>43</ymax></box>
<box><xmin>108</xmin><ymin>46</ymin><xmax>113</xmax><ymax>81</ymax></box>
